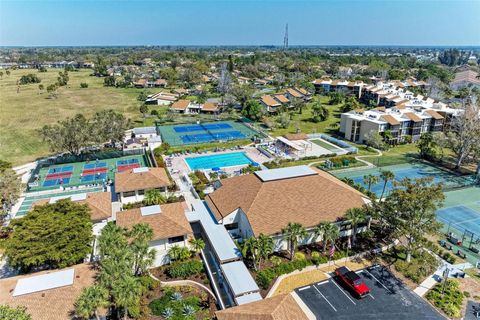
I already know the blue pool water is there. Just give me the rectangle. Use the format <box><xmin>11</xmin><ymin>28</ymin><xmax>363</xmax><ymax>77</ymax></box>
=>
<box><xmin>185</xmin><ymin>152</ymin><xmax>254</xmax><ymax>170</ymax></box>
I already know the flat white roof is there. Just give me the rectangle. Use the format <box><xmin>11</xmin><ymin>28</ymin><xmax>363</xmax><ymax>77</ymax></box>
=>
<box><xmin>255</xmin><ymin>165</ymin><xmax>317</xmax><ymax>182</ymax></box>
<box><xmin>235</xmin><ymin>292</ymin><xmax>263</xmax><ymax>305</ymax></box>
<box><xmin>133</xmin><ymin>167</ymin><xmax>149</xmax><ymax>173</ymax></box>
<box><xmin>187</xmin><ymin>200</ymin><xmax>242</xmax><ymax>262</ymax></box>
<box><xmin>276</xmin><ymin>136</ymin><xmax>304</xmax><ymax>151</ymax></box>
<box><xmin>140</xmin><ymin>205</ymin><xmax>161</xmax><ymax>216</ymax></box>
<box><xmin>221</xmin><ymin>261</ymin><xmax>260</xmax><ymax>297</ymax></box>
<box><xmin>133</xmin><ymin>127</ymin><xmax>157</xmax><ymax>135</ymax></box>
<box><xmin>49</xmin><ymin>193</ymin><xmax>87</xmax><ymax>204</ymax></box>
<box><xmin>13</xmin><ymin>269</ymin><xmax>75</xmax><ymax>297</ymax></box>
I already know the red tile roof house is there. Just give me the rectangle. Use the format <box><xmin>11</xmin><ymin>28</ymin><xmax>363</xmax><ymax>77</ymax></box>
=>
<box><xmin>114</xmin><ymin>167</ymin><xmax>172</xmax><ymax>204</ymax></box>
<box><xmin>205</xmin><ymin>166</ymin><xmax>371</xmax><ymax>251</ymax></box>
<box><xmin>116</xmin><ymin>202</ymin><xmax>193</xmax><ymax>266</ymax></box>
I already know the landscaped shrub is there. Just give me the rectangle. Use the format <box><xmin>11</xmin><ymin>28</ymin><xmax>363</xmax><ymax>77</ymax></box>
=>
<box><xmin>270</xmin><ymin>256</ymin><xmax>282</xmax><ymax>266</ymax></box>
<box><xmin>311</xmin><ymin>251</ymin><xmax>328</xmax><ymax>265</ymax></box>
<box><xmin>294</xmin><ymin>252</ymin><xmax>306</xmax><ymax>261</ymax></box>
<box><xmin>426</xmin><ymin>280</ymin><xmax>463</xmax><ymax>318</ymax></box>
<box><xmin>80</xmin><ymin>82</ymin><xmax>88</xmax><ymax>88</ymax></box>
<box><xmin>149</xmin><ymin>289</ymin><xmax>202</xmax><ymax>318</ymax></box>
<box><xmin>256</xmin><ymin>259</ymin><xmax>311</xmax><ymax>289</ymax></box>
<box><xmin>19</xmin><ymin>73</ymin><xmax>41</xmax><ymax>84</ymax></box>
<box><xmin>388</xmin><ymin>248</ymin><xmax>439</xmax><ymax>284</ymax></box>
<box><xmin>442</xmin><ymin>252</ymin><xmax>456</xmax><ymax>264</ymax></box>
<box><xmin>167</xmin><ymin>260</ymin><xmax>204</xmax><ymax>279</ymax></box>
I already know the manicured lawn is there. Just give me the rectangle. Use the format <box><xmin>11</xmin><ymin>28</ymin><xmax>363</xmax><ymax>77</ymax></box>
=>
<box><xmin>267</xmin><ymin>96</ymin><xmax>343</xmax><ymax>137</ymax></box>
<box><xmin>0</xmin><ymin>68</ymin><xmax>149</xmax><ymax>165</ymax></box>
<box><xmin>362</xmin><ymin>143</ymin><xmax>419</xmax><ymax>167</ymax></box>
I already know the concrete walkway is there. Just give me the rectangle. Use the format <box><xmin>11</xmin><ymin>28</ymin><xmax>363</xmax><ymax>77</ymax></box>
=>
<box><xmin>414</xmin><ymin>260</ymin><xmax>473</xmax><ymax>297</ymax></box>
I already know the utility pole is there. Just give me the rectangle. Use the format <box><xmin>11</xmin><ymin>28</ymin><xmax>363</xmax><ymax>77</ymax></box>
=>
<box><xmin>283</xmin><ymin>23</ymin><xmax>289</xmax><ymax>50</ymax></box>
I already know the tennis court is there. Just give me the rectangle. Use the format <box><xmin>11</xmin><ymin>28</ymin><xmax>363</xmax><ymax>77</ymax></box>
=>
<box><xmin>28</xmin><ymin>154</ymin><xmax>148</xmax><ymax>192</ymax></box>
<box><xmin>311</xmin><ymin>139</ymin><xmax>343</xmax><ymax>152</ymax></box>
<box><xmin>333</xmin><ymin>162</ymin><xmax>475</xmax><ymax>197</ymax></box>
<box><xmin>436</xmin><ymin>187</ymin><xmax>480</xmax><ymax>264</ymax></box>
<box><xmin>157</xmin><ymin>120</ymin><xmax>259</xmax><ymax>146</ymax></box>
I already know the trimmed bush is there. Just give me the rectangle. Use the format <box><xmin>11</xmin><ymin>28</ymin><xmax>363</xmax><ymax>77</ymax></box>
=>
<box><xmin>426</xmin><ymin>280</ymin><xmax>463</xmax><ymax>318</ymax></box>
<box><xmin>167</xmin><ymin>260</ymin><xmax>204</xmax><ymax>279</ymax></box>
<box><xmin>294</xmin><ymin>252</ymin><xmax>306</xmax><ymax>261</ymax></box>
<box><xmin>256</xmin><ymin>259</ymin><xmax>311</xmax><ymax>289</ymax></box>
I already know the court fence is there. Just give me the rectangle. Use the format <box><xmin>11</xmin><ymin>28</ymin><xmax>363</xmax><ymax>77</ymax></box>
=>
<box><xmin>308</xmin><ymin>133</ymin><xmax>358</xmax><ymax>153</ymax></box>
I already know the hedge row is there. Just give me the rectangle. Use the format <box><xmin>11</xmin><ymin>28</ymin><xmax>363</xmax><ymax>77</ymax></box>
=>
<box><xmin>167</xmin><ymin>260</ymin><xmax>204</xmax><ymax>279</ymax></box>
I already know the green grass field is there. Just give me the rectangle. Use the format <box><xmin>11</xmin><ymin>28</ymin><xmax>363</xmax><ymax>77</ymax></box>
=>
<box><xmin>0</xmin><ymin>68</ymin><xmax>153</xmax><ymax>165</ymax></box>
<box><xmin>267</xmin><ymin>96</ymin><xmax>343</xmax><ymax>137</ymax></box>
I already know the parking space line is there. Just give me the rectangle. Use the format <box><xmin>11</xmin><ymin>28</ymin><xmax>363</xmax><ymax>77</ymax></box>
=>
<box><xmin>368</xmin><ymin>293</ymin><xmax>375</xmax><ymax>299</ymax></box>
<box><xmin>331</xmin><ymin>279</ymin><xmax>356</xmax><ymax>305</ymax></box>
<box><xmin>298</xmin><ymin>286</ymin><xmax>310</xmax><ymax>291</ymax></box>
<box><xmin>317</xmin><ymin>281</ymin><xmax>328</xmax><ymax>285</ymax></box>
<box><xmin>313</xmin><ymin>284</ymin><xmax>337</xmax><ymax>312</ymax></box>
<box><xmin>363</xmin><ymin>269</ymin><xmax>393</xmax><ymax>294</ymax></box>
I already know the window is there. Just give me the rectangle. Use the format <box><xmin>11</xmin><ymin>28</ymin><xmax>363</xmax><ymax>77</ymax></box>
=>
<box><xmin>123</xmin><ymin>191</ymin><xmax>136</xmax><ymax>197</ymax></box>
<box><xmin>168</xmin><ymin>236</ymin><xmax>184</xmax><ymax>244</ymax></box>
<box><xmin>137</xmin><ymin>189</ymin><xmax>145</xmax><ymax>195</ymax></box>
<box><xmin>224</xmin><ymin>222</ymin><xmax>239</xmax><ymax>231</ymax></box>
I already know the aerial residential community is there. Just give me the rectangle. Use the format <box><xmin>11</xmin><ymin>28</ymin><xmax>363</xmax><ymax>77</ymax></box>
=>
<box><xmin>0</xmin><ymin>1</ymin><xmax>480</xmax><ymax>320</ymax></box>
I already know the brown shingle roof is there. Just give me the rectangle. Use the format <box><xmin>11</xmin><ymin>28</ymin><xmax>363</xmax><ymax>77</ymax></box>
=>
<box><xmin>274</xmin><ymin>94</ymin><xmax>289</xmax><ymax>104</ymax></box>
<box><xmin>0</xmin><ymin>264</ymin><xmax>97</xmax><ymax>320</ymax></box>
<box><xmin>171</xmin><ymin>99</ymin><xmax>191</xmax><ymax>111</ymax></box>
<box><xmin>403</xmin><ymin>112</ymin><xmax>422</xmax><ymax>122</ymax></box>
<box><xmin>115</xmin><ymin>167</ymin><xmax>171</xmax><ymax>193</ymax></box>
<box><xmin>381</xmin><ymin>114</ymin><xmax>400</xmax><ymax>126</ymax></box>
<box><xmin>215</xmin><ymin>293</ymin><xmax>309</xmax><ymax>320</ymax></box>
<box><xmin>202</xmin><ymin>101</ymin><xmax>219</xmax><ymax>112</ymax></box>
<box><xmin>33</xmin><ymin>192</ymin><xmax>112</xmax><ymax>222</ymax></box>
<box><xmin>425</xmin><ymin>109</ymin><xmax>444</xmax><ymax>120</ymax></box>
<box><xmin>116</xmin><ymin>202</ymin><xmax>192</xmax><ymax>240</ymax></box>
<box><xmin>286</xmin><ymin>88</ymin><xmax>303</xmax><ymax>98</ymax></box>
<box><xmin>205</xmin><ymin>168</ymin><xmax>367</xmax><ymax>236</ymax></box>
<box><xmin>261</xmin><ymin>95</ymin><xmax>281</xmax><ymax>107</ymax></box>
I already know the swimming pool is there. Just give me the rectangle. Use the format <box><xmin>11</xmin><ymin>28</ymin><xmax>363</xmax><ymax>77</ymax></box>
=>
<box><xmin>333</xmin><ymin>162</ymin><xmax>475</xmax><ymax>197</ymax></box>
<box><xmin>185</xmin><ymin>152</ymin><xmax>254</xmax><ymax>170</ymax></box>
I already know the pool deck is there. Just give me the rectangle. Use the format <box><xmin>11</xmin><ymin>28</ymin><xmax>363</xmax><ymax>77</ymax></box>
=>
<box><xmin>167</xmin><ymin>147</ymin><xmax>270</xmax><ymax>175</ymax></box>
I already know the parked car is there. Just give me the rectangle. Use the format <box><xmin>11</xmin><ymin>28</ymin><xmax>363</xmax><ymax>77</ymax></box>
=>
<box><xmin>335</xmin><ymin>266</ymin><xmax>370</xmax><ymax>298</ymax></box>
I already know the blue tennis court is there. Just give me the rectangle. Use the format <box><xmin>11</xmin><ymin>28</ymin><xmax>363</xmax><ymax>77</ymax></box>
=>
<box><xmin>157</xmin><ymin>120</ymin><xmax>260</xmax><ymax>146</ymax></box>
<box><xmin>437</xmin><ymin>205</ymin><xmax>480</xmax><ymax>236</ymax></box>
<box><xmin>47</xmin><ymin>165</ymin><xmax>73</xmax><ymax>174</ymax></box>
<box><xmin>181</xmin><ymin>130</ymin><xmax>245</xmax><ymax>143</ymax></box>
<box><xmin>84</xmin><ymin>162</ymin><xmax>107</xmax><ymax>169</ymax></box>
<box><xmin>43</xmin><ymin>177</ymin><xmax>71</xmax><ymax>187</ymax></box>
<box><xmin>81</xmin><ymin>173</ymin><xmax>107</xmax><ymax>182</ymax></box>
<box><xmin>174</xmin><ymin>123</ymin><xmax>232</xmax><ymax>133</ymax></box>
<box><xmin>117</xmin><ymin>158</ymin><xmax>139</xmax><ymax>166</ymax></box>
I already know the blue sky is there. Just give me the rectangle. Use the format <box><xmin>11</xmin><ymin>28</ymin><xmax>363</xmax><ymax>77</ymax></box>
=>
<box><xmin>0</xmin><ymin>0</ymin><xmax>479</xmax><ymax>46</ymax></box>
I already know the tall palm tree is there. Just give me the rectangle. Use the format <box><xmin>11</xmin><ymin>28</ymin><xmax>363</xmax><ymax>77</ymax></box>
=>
<box><xmin>128</xmin><ymin>223</ymin><xmax>155</xmax><ymax>276</ymax></box>
<box><xmin>379</xmin><ymin>170</ymin><xmax>395</xmax><ymax>199</ymax></box>
<box><xmin>363</xmin><ymin>174</ymin><xmax>380</xmax><ymax>192</ymax></box>
<box><xmin>345</xmin><ymin>208</ymin><xmax>367</xmax><ymax>246</ymax></box>
<box><xmin>314</xmin><ymin>222</ymin><xmax>340</xmax><ymax>254</ymax></box>
<box><xmin>240</xmin><ymin>237</ymin><xmax>260</xmax><ymax>271</ymax></box>
<box><xmin>143</xmin><ymin>189</ymin><xmax>166</xmax><ymax>205</ymax></box>
<box><xmin>281</xmin><ymin>222</ymin><xmax>308</xmax><ymax>260</ymax></box>
<box><xmin>75</xmin><ymin>285</ymin><xmax>109</xmax><ymax>320</ymax></box>
<box><xmin>189</xmin><ymin>238</ymin><xmax>205</xmax><ymax>255</ymax></box>
<box><xmin>112</xmin><ymin>276</ymin><xmax>143</xmax><ymax>320</ymax></box>
<box><xmin>257</xmin><ymin>233</ymin><xmax>274</xmax><ymax>266</ymax></box>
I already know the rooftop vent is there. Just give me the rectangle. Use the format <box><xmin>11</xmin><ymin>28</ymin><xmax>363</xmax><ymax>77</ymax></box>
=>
<box><xmin>140</xmin><ymin>205</ymin><xmax>162</xmax><ymax>216</ymax></box>
<box><xmin>133</xmin><ymin>167</ymin><xmax>149</xmax><ymax>174</ymax></box>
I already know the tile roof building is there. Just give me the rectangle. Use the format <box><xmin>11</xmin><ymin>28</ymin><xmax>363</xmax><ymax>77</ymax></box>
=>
<box><xmin>450</xmin><ymin>70</ymin><xmax>480</xmax><ymax>90</ymax></box>
<box><xmin>0</xmin><ymin>264</ymin><xmax>98</xmax><ymax>320</ymax></box>
<box><xmin>114</xmin><ymin>167</ymin><xmax>171</xmax><ymax>204</ymax></box>
<box><xmin>205</xmin><ymin>166</ymin><xmax>369</xmax><ymax>250</ymax></box>
<box><xmin>116</xmin><ymin>202</ymin><xmax>193</xmax><ymax>266</ymax></box>
<box><xmin>216</xmin><ymin>293</ymin><xmax>310</xmax><ymax>320</ymax></box>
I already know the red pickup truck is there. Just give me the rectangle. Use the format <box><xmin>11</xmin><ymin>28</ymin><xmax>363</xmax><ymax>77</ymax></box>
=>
<box><xmin>335</xmin><ymin>266</ymin><xmax>370</xmax><ymax>298</ymax></box>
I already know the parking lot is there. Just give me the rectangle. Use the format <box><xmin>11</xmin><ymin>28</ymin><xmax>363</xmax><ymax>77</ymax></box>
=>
<box><xmin>295</xmin><ymin>265</ymin><xmax>445</xmax><ymax>320</ymax></box>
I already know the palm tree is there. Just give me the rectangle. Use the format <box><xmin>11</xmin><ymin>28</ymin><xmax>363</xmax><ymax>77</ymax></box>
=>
<box><xmin>363</xmin><ymin>174</ymin><xmax>380</xmax><ymax>192</ymax></box>
<box><xmin>189</xmin><ymin>238</ymin><xmax>205</xmax><ymax>255</ymax></box>
<box><xmin>314</xmin><ymin>222</ymin><xmax>340</xmax><ymax>254</ymax></box>
<box><xmin>128</xmin><ymin>223</ymin><xmax>155</xmax><ymax>276</ymax></box>
<box><xmin>75</xmin><ymin>285</ymin><xmax>109</xmax><ymax>320</ymax></box>
<box><xmin>281</xmin><ymin>222</ymin><xmax>308</xmax><ymax>260</ymax></box>
<box><xmin>143</xmin><ymin>189</ymin><xmax>166</xmax><ymax>205</ymax></box>
<box><xmin>256</xmin><ymin>234</ymin><xmax>274</xmax><ymax>266</ymax></box>
<box><xmin>240</xmin><ymin>237</ymin><xmax>260</xmax><ymax>271</ymax></box>
<box><xmin>345</xmin><ymin>208</ymin><xmax>367</xmax><ymax>247</ymax></box>
<box><xmin>311</xmin><ymin>101</ymin><xmax>330</xmax><ymax>122</ymax></box>
<box><xmin>112</xmin><ymin>276</ymin><xmax>143</xmax><ymax>320</ymax></box>
<box><xmin>379</xmin><ymin>170</ymin><xmax>395</xmax><ymax>199</ymax></box>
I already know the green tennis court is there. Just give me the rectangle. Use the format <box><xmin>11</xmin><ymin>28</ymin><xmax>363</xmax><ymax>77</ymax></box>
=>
<box><xmin>28</xmin><ymin>154</ymin><xmax>148</xmax><ymax>192</ymax></box>
<box><xmin>311</xmin><ymin>139</ymin><xmax>342</xmax><ymax>152</ymax></box>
